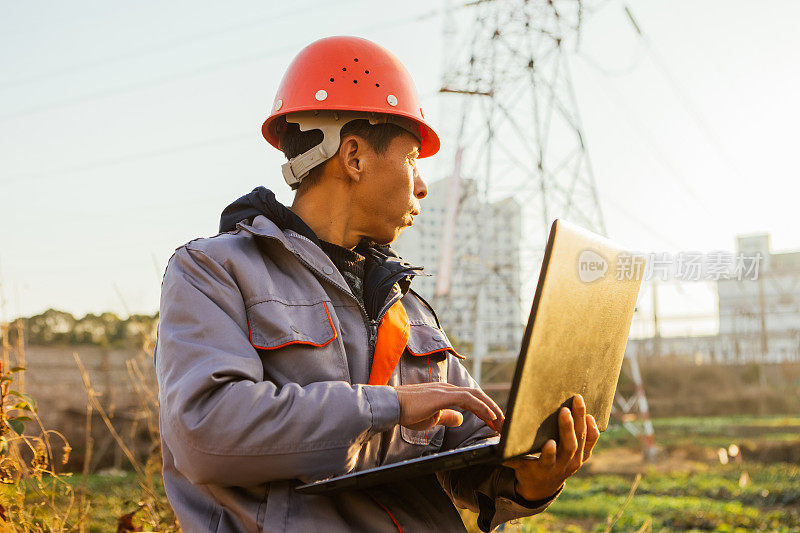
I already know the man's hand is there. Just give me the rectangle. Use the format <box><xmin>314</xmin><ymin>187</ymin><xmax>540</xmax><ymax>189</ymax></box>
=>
<box><xmin>393</xmin><ymin>383</ymin><xmax>505</xmax><ymax>433</ymax></box>
<box><xmin>504</xmin><ymin>394</ymin><xmax>600</xmax><ymax>501</ymax></box>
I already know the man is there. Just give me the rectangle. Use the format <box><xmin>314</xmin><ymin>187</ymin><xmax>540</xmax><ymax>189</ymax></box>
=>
<box><xmin>155</xmin><ymin>36</ymin><xmax>599</xmax><ymax>532</ymax></box>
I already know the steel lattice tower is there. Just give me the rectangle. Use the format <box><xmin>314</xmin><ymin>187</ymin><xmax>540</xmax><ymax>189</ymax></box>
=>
<box><xmin>434</xmin><ymin>0</ymin><xmax>607</xmax><ymax>358</ymax></box>
<box><xmin>439</xmin><ymin>0</ymin><xmax>607</xmax><ymax>239</ymax></box>
<box><xmin>430</xmin><ymin>0</ymin><xmax>657</xmax><ymax>459</ymax></box>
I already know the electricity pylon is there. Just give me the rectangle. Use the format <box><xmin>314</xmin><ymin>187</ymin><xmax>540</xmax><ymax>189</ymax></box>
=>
<box><xmin>433</xmin><ymin>0</ymin><xmax>656</xmax><ymax>460</ymax></box>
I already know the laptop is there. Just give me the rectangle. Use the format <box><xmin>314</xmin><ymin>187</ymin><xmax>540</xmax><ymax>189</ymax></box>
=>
<box><xmin>296</xmin><ymin>219</ymin><xmax>644</xmax><ymax>495</ymax></box>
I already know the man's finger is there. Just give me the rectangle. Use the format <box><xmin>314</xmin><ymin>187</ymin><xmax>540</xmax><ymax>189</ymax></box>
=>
<box><xmin>394</xmin><ymin>383</ymin><xmax>503</xmax><ymax>432</ymax></box>
<box><xmin>583</xmin><ymin>414</ymin><xmax>600</xmax><ymax>461</ymax></box>
<box><xmin>503</xmin><ymin>439</ymin><xmax>557</xmax><ymax>470</ymax></box>
<box><xmin>436</xmin><ymin>409</ymin><xmax>464</xmax><ymax>427</ymax></box>
<box><xmin>452</xmin><ymin>390</ymin><xmax>499</xmax><ymax>430</ymax></box>
<box><xmin>465</xmin><ymin>387</ymin><xmax>505</xmax><ymax>430</ymax></box>
<box><xmin>556</xmin><ymin>407</ymin><xmax>578</xmax><ymax>464</ymax></box>
<box><xmin>431</xmin><ymin>384</ymin><xmax>504</xmax><ymax>431</ymax></box>
<box><xmin>540</xmin><ymin>438</ymin><xmax>557</xmax><ymax>467</ymax></box>
<box><xmin>572</xmin><ymin>394</ymin><xmax>587</xmax><ymax>466</ymax></box>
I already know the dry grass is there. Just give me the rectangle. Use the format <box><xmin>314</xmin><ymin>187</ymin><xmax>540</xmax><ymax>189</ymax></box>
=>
<box><xmin>0</xmin><ymin>318</ymin><xmax>78</xmax><ymax>530</ymax></box>
<box><xmin>0</xmin><ymin>313</ymin><xmax>178</xmax><ymax>532</ymax></box>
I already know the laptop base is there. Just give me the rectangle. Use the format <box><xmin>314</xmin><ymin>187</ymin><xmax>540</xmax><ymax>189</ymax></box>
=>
<box><xmin>296</xmin><ymin>440</ymin><xmax>499</xmax><ymax>495</ymax></box>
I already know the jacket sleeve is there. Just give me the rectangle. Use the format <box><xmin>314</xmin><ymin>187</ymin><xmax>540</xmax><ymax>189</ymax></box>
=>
<box><xmin>155</xmin><ymin>245</ymin><xmax>400</xmax><ymax>487</ymax></box>
<box><xmin>436</xmin><ymin>356</ymin><xmax>561</xmax><ymax>532</ymax></box>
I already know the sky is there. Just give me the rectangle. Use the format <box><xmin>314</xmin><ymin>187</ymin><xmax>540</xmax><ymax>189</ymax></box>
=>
<box><xmin>1</xmin><ymin>0</ymin><xmax>798</xmax><ymax>337</ymax></box>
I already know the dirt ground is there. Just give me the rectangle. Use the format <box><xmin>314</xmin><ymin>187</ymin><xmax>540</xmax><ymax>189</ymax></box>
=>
<box><xmin>586</xmin><ymin>439</ymin><xmax>800</xmax><ymax>476</ymax></box>
<box><xmin>586</xmin><ymin>447</ymin><xmax>713</xmax><ymax>475</ymax></box>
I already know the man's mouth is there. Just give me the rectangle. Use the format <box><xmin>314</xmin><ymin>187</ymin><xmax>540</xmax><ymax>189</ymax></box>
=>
<box><xmin>402</xmin><ymin>209</ymin><xmax>420</xmax><ymax>228</ymax></box>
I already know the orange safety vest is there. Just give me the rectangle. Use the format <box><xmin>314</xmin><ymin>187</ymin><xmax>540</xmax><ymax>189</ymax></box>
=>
<box><xmin>367</xmin><ymin>300</ymin><xmax>410</xmax><ymax>386</ymax></box>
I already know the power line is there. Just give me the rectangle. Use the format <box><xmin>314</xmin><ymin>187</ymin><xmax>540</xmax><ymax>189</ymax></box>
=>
<box><xmin>621</xmin><ymin>2</ymin><xmax>749</xmax><ymax>186</ymax></box>
<box><xmin>0</xmin><ymin>13</ymin><xmax>448</xmax><ymax>185</ymax></box>
<box><xmin>0</xmin><ymin>8</ymin><xmax>444</xmax><ymax>122</ymax></box>
<box><xmin>0</xmin><ymin>88</ymin><xmax>441</xmax><ymax>186</ymax></box>
<box><xmin>0</xmin><ymin>44</ymin><xmax>298</xmax><ymax>122</ymax></box>
<box><xmin>1</xmin><ymin>132</ymin><xmax>251</xmax><ymax>184</ymax></box>
<box><xmin>600</xmin><ymin>194</ymin><xmax>685</xmax><ymax>250</ymax></box>
<box><xmin>577</xmin><ymin>47</ymin><xmax>643</xmax><ymax>76</ymax></box>
<box><xmin>577</xmin><ymin>53</ymin><xmax>715</xmax><ymax>218</ymax></box>
<box><xmin>0</xmin><ymin>0</ymin><xmax>337</xmax><ymax>91</ymax></box>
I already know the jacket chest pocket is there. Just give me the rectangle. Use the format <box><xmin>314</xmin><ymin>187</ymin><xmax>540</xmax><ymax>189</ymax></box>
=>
<box><xmin>399</xmin><ymin>323</ymin><xmax>463</xmax><ymax>448</ymax></box>
<box><xmin>246</xmin><ymin>298</ymin><xmax>349</xmax><ymax>384</ymax></box>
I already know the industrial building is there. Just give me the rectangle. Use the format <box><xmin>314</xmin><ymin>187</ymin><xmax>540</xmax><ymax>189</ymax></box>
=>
<box><xmin>629</xmin><ymin>233</ymin><xmax>800</xmax><ymax>363</ymax></box>
<box><xmin>393</xmin><ymin>178</ymin><xmax>524</xmax><ymax>355</ymax></box>
<box><xmin>716</xmin><ymin>233</ymin><xmax>800</xmax><ymax>363</ymax></box>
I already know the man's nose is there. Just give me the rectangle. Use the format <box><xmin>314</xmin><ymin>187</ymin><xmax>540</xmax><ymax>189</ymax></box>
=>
<box><xmin>414</xmin><ymin>171</ymin><xmax>428</xmax><ymax>200</ymax></box>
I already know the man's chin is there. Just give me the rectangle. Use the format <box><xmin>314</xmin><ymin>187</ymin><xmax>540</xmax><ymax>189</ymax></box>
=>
<box><xmin>363</xmin><ymin>225</ymin><xmax>407</xmax><ymax>247</ymax></box>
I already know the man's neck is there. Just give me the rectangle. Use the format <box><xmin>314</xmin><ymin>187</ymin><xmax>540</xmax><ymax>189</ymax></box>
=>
<box><xmin>290</xmin><ymin>182</ymin><xmax>362</xmax><ymax>249</ymax></box>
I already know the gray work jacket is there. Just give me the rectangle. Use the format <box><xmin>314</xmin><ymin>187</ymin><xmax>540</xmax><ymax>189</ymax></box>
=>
<box><xmin>155</xmin><ymin>214</ymin><xmax>558</xmax><ymax>532</ymax></box>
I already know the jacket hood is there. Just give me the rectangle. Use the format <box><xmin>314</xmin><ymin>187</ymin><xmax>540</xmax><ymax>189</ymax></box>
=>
<box><xmin>219</xmin><ymin>187</ymin><xmax>320</xmax><ymax>246</ymax></box>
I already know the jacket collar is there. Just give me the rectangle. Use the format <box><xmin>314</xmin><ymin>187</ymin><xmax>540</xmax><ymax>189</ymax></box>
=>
<box><xmin>237</xmin><ymin>215</ymin><xmax>426</xmax><ymax>319</ymax></box>
<box><xmin>228</xmin><ymin>188</ymin><xmax>427</xmax><ymax>319</ymax></box>
<box><xmin>236</xmin><ymin>215</ymin><xmax>350</xmax><ymax>288</ymax></box>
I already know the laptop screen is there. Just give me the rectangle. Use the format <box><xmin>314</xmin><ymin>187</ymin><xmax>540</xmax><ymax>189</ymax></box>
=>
<box><xmin>499</xmin><ymin>220</ymin><xmax>644</xmax><ymax>459</ymax></box>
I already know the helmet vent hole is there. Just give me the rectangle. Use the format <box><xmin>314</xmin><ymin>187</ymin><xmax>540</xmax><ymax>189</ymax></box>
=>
<box><xmin>353</xmin><ymin>80</ymin><xmax>358</xmax><ymax>84</ymax></box>
<box><xmin>329</xmin><ymin>77</ymin><xmax>334</xmax><ymax>82</ymax></box>
<box><xmin>354</xmin><ymin>58</ymin><xmax>359</xmax><ymax>62</ymax></box>
<box><xmin>365</xmin><ymin>70</ymin><xmax>370</xmax><ymax>74</ymax></box>
<box><xmin>375</xmin><ymin>83</ymin><xmax>380</xmax><ymax>87</ymax></box>
<box><xmin>342</xmin><ymin>67</ymin><xmax>347</xmax><ymax>71</ymax></box>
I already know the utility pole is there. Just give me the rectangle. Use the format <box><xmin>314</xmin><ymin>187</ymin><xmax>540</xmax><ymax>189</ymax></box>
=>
<box><xmin>614</xmin><ymin>348</ymin><xmax>657</xmax><ymax>461</ymax></box>
<box><xmin>757</xmin><ymin>274</ymin><xmax>768</xmax><ymax>361</ymax></box>
<box><xmin>652</xmin><ymin>280</ymin><xmax>661</xmax><ymax>358</ymax></box>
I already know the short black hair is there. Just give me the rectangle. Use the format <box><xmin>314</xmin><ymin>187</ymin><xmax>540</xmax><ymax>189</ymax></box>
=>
<box><xmin>278</xmin><ymin>118</ymin><xmax>409</xmax><ymax>191</ymax></box>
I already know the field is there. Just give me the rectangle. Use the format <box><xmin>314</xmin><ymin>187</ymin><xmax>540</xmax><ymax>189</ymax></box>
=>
<box><xmin>0</xmin><ymin>470</ymin><xmax>172</xmax><ymax>532</ymax></box>
<box><xmin>2</xmin><ymin>416</ymin><xmax>796</xmax><ymax>531</ymax></box>
<box><xmin>526</xmin><ymin>462</ymin><xmax>799</xmax><ymax>531</ymax></box>
<box><xmin>1</xmin><ymin>322</ymin><xmax>798</xmax><ymax>531</ymax></box>
<box><xmin>466</xmin><ymin>415</ymin><xmax>800</xmax><ymax>532</ymax></box>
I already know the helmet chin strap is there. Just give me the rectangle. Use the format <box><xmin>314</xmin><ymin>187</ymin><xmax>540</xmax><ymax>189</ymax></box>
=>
<box><xmin>281</xmin><ymin>110</ymin><xmax>421</xmax><ymax>189</ymax></box>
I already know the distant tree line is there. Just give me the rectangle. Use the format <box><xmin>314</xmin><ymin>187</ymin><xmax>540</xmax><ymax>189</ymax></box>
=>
<box><xmin>4</xmin><ymin>309</ymin><xmax>159</xmax><ymax>348</ymax></box>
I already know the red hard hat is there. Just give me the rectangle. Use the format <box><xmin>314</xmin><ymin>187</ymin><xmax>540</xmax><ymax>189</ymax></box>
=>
<box><xmin>262</xmin><ymin>36</ymin><xmax>440</xmax><ymax>158</ymax></box>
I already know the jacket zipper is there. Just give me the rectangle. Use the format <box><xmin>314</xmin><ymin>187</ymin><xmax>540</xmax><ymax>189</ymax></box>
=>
<box><xmin>366</xmin><ymin>320</ymin><xmax>379</xmax><ymax>370</ymax></box>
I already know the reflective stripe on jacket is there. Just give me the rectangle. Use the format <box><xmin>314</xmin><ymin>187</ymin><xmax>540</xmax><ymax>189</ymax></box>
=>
<box><xmin>155</xmin><ymin>214</ymin><xmax>558</xmax><ymax>532</ymax></box>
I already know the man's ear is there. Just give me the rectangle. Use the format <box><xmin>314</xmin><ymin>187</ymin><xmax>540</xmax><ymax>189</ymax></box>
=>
<box><xmin>338</xmin><ymin>135</ymin><xmax>365</xmax><ymax>184</ymax></box>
